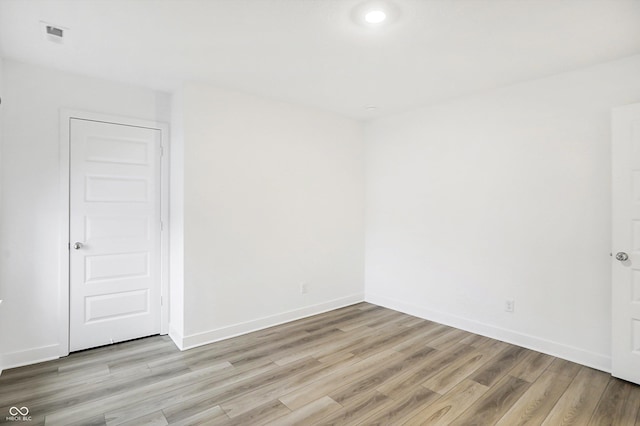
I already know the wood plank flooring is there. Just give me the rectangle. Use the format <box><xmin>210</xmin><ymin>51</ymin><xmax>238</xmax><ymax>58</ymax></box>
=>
<box><xmin>1</xmin><ymin>303</ymin><xmax>639</xmax><ymax>425</ymax></box>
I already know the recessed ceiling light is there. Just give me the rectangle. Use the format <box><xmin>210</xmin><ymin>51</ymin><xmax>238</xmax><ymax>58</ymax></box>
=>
<box><xmin>364</xmin><ymin>10</ymin><xmax>387</xmax><ymax>24</ymax></box>
<box><xmin>351</xmin><ymin>2</ymin><xmax>400</xmax><ymax>29</ymax></box>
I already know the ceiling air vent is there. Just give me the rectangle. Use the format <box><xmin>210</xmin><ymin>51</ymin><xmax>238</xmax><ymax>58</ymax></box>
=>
<box><xmin>40</xmin><ymin>21</ymin><xmax>68</xmax><ymax>44</ymax></box>
<box><xmin>46</xmin><ymin>26</ymin><xmax>63</xmax><ymax>38</ymax></box>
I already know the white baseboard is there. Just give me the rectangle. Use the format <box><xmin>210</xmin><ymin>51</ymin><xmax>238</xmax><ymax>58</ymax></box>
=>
<box><xmin>365</xmin><ymin>293</ymin><xmax>611</xmax><ymax>373</ymax></box>
<box><xmin>179</xmin><ymin>293</ymin><xmax>365</xmax><ymax>350</ymax></box>
<box><xmin>168</xmin><ymin>325</ymin><xmax>185</xmax><ymax>351</ymax></box>
<box><xmin>1</xmin><ymin>295</ymin><xmax>364</xmax><ymax>369</ymax></box>
<box><xmin>1</xmin><ymin>344</ymin><xmax>62</xmax><ymax>371</ymax></box>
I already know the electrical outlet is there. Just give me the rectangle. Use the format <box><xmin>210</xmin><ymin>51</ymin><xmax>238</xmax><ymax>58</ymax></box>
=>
<box><xmin>505</xmin><ymin>299</ymin><xmax>515</xmax><ymax>312</ymax></box>
<box><xmin>300</xmin><ymin>282</ymin><xmax>308</xmax><ymax>294</ymax></box>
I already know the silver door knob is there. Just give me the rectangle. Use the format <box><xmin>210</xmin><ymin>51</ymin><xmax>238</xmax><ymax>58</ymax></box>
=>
<box><xmin>615</xmin><ymin>252</ymin><xmax>629</xmax><ymax>262</ymax></box>
<box><xmin>73</xmin><ymin>242</ymin><xmax>84</xmax><ymax>250</ymax></box>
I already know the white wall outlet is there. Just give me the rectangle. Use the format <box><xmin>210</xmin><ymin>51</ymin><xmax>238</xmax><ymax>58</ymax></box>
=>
<box><xmin>505</xmin><ymin>299</ymin><xmax>515</xmax><ymax>312</ymax></box>
<box><xmin>300</xmin><ymin>282</ymin><xmax>308</xmax><ymax>294</ymax></box>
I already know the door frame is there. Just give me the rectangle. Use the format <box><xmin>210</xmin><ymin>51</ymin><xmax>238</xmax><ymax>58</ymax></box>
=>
<box><xmin>58</xmin><ymin>109</ymin><xmax>170</xmax><ymax>357</ymax></box>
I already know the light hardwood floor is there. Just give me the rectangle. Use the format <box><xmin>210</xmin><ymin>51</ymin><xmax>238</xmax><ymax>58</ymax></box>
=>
<box><xmin>1</xmin><ymin>303</ymin><xmax>639</xmax><ymax>425</ymax></box>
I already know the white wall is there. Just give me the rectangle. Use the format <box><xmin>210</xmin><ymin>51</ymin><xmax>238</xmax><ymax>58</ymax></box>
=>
<box><xmin>365</xmin><ymin>54</ymin><xmax>640</xmax><ymax>371</ymax></box>
<box><xmin>7</xmin><ymin>50</ymin><xmax>637</xmax><ymax>374</ymax></box>
<box><xmin>169</xmin><ymin>88</ymin><xmax>185</xmax><ymax>344</ymax></box>
<box><xmin>0</xmin><ymin>54</ymin><xmax>4</xmax><ymax>366</ymax></box>
<box><xmin>178</xmin><ymin>83</ymin><xmax>365</xmax><ymax>348</ymax></box>
<box><xmin>0</xmin><ymin>60</ymin><xmax>364</xmax><ymax>364</ymax></box>
<box><xmin>0</xmin><ymin>60</ymin><xmax>170</xmax><ymax>369</ymax></box>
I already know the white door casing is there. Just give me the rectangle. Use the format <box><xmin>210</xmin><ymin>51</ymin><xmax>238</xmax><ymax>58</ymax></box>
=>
<box><xmin>612</xmin><ymin>102</ymin><xmax>640</xmax><ymax>385</ymax></box>
<box><xmin>61</xmin><ymin>112</ymin><xmax>169</xmax><ymax>354</ymax></box>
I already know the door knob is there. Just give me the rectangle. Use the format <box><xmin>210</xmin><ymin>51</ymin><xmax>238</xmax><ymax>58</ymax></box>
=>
<box><xmin>73</xmin><ymin>242</ymin><xmax>84</xmax><ymax>250</ymax></box>
<box><xmin>615</xmin><ymin>252</ymin><xmax>629</xmax><ymax>262</ymax></box>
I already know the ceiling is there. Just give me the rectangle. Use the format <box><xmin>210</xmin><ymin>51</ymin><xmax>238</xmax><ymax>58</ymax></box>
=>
<box><xmin>1</xmin><ymin>0</ymin><xmax>639</xmax><ymax>120</ymax></box>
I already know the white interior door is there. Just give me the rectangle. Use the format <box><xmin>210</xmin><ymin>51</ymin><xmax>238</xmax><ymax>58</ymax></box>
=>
<box><xmin>69</xmin><ymin>118</ymin><xmax>161</xmax><ymax>352</ymax></box>
<box><xmin>612</xmin><ymin>102</ymin><xmax>640</xmax><ymax>385</ymax></box>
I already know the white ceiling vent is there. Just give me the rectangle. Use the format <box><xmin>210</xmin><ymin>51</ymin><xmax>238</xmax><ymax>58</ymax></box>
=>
<box><xmin>40</xmin><ymin>21</ymin><xmax>69</xmax><ymax>44</ymax></box>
